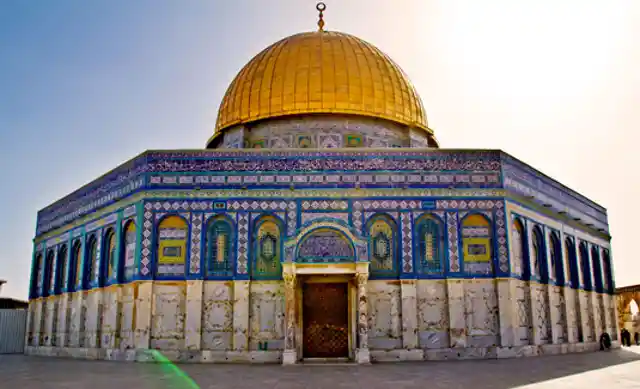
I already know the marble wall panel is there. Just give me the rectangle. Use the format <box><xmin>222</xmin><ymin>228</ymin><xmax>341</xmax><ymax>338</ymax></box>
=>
<box><xmin>150</xmin><ymin>284</ymin><xmax>186</xmax><ymax>350</ymax></box>
<box><xmin>514</xmin><ymin>282</ymin><xmax>532</xmax><ymax>345</ymax></box>
<box><xmin>249</xmin><ymin>282</ymin><xmax>285</xmax><ymax>351</ymax></box>
<box><xmin>580</xmin><ymin>290</ymin><xmax>595</xmax><ymax>342</ymax></box>
<box><xmin>202</xmin><ymin>281</ymin><xmax>234</xmax><ymax>350</ymax></box>
<box><xmin>83</xmin><ymin>291</ymin><xmax>102</xmax><ymax>348</ymax></box>
<box><xmin>416</xmin><ymin>280</ymin><xmax>449</xmax><ymax>349</ymax></box>
<box><xmin>464</xmin><ymin>280</ymin><xmax>499</xmax><ymax>347</ymax></box>
<box><xmin>68</xmin><ymin>293</ymin><xmax>83</xmax><ymax>347</ymax></box>
<box><xmin>532</xmin><ymin>283</ymin><xmax>551</xmax><ymax>344</ymax></box>
<box><xmin>367</xmin><ymin>281</ymin><xmax>402</xmax><ymax>350</ymax></box>
<box><xmin>118</xmin><ymin>285</ymin><xmax>136</xmax><ymax>350</ymax></box>
<box><xmin>100</xmin><ymin>288</ymin><xmax>119</xmax><ymax>348</ymax></box>
<box><xmin>551</xmin><ymin>286</ymin><xmax>567</xmax><ymax>343</ymax></box>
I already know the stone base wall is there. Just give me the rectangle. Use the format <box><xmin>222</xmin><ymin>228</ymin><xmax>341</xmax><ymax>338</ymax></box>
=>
<box><xmin>25</xmin><ymin>280</ymin><xmax>617</xmax><ymax>363</ymax></box>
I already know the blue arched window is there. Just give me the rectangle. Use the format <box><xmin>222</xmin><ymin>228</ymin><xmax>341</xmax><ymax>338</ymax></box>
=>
<box><xmin>549</xmin><ymin>232</ymin><xmax>563</xmax><ymax>285</ymax></box>
<box><xmin>415</xmin><ymin>215</ymin><xmax>444</xmax><ymax>275</ymax></box>
<box><xmin>85</xmin><ymin>235</ymin><xmax>98</xmax><ymax>288</ymax></box>
<box><xmin>251</xmin><ymin>216</ymin><xmax>282</xmax><ymax>280</ymax></box>
<box><xmin>55</xmin><ymin>245</ymin><xmax>68</xmax><ymax>294</ymax></box>
<box><xmin>367</xmin><ymin>214</ymin><xmax>399</xmax><ymax>278</ymax></box>
<box><xmin>102</xmin><ymin>228</ymin><xmax>117</xmax><ymax>285</ymax></box>
<box><xmin>579</xmin><ymin>242</ymin><xmax>592</xmax><ymax>291</ymax></box>
<box><xmin>565</xmin><ymin>238</ymin><xmax>579</xmax><ymax>289</ymax></box>
<box><xmin>43</xmin><ymin>250</ymin><xmax>55</xmax><ymax>297</ymax></box>
<box><xmin>602</xmin><ymin>250</ymin><xmax>612</xmax><ymax>293</ymax></box>
<box><xmin>532</xmin><ymin>226</ymin><xmax>548</xmax><ymax>282</ymax></box>
<box><xmin>31</xmin><ymin>253</ymin><xmax>43</xmax><ymax>298</ymax></box>
<box><xmin>206</xmin><ymin>217</ymin><xmax>234</xmax><ymax>278</ymax></box>
<box><xmin>121</xmin><ymin>221</ymin><xmax>137</xmax><ymax>282</ymax></box>
<box><xmin>69</xmin><ymin>240</ymin><xmax>82</xmax><ymax>291</ymax></box>
<box><xmin>512</xmin><ymin>218</ymin><xmax>529</xmax><ymax>279</ymax></box>
<box><xmin>591</xmin><ymin>246</ymin><xmax>603</xmax><ymax>293</ymax></box>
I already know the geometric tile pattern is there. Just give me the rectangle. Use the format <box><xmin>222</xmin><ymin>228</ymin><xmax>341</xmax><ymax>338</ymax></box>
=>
<box><xmin>446</xmin><ymin>212</ymin><xmax>461</xmax><ymax>272</ymax></box>
<box><xmin>352</xmin><ymin>201</ymin><xmax>364</xmax><ymax>232</ymax></box>
<box><xmin>189</xmin><ymin>213</ymin><xmax>203</xmax><ymax>274</ymax></box>
<box><xmin>400</xmin><ymin>213</ymin><xmax>413</xmax><ymax>273</ymax></box>
<box><xmin>437</xmin><ymin>199</ymin><xmax>500</xmax><ymax>210</ymax></box>
<box><xmin>495</xmin><ymin>206</ymin><xmax>509</xmax><ymax>273</ymax></box>
<box><xmin>228</xmin><ymin>201</ymin><xmax>289</xmax><ymax>211</ymax></box>
<box><xmin>141</xmin><ymin>204</ymin><xmax>154</xmax><ymax>276</ymax></box>
<box><xmin>236</xmin><ymin>213</ymin><xmax>249</xmax><ymax>274</ymax></box>
<box><xmin>287</xmin><ymin>201</ymin><xmax>297</xmax><ymax>236</ymax></box>
<box><xmin>301</xmin><ymin>212</ymin><xmax>349</xmax><ymax>226</ymax></box>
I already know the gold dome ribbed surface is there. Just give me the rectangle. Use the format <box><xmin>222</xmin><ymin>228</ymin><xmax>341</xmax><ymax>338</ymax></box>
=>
<box><xmin>214</xmin><ymin>31</ymin><xmax>428</xmax><ymax>135</ymax></box>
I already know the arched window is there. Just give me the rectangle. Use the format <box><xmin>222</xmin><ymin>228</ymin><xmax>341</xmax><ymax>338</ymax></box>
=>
<box><xmin>461</xmin><ymin>214</ymin><xmax>493</xmax><ymax>274</ymax></box>
<box><xmin>70</xmin><ymin>240</ymin><xmax>82</xmax><ymax>291</ymax></box>
<box><xmin>32</xmin><ymin>253</ymin><xmax>43</xmax><ymax>298</ymax></box>
<box><xmin>512</xmin><ymin>218</ymin><xmax>528</xmax><ymax>279</ymax></box>
<box><xmin>579</xmin><ymin>242</ymin><xmax>591</xmax><ymax>290</ymax></box>
<box><xmin>56</xmin><ymin>245</ymin><xmax>68</xmax><ymax>294</ymax></box>
<box><xmin>602</xmin><ymin>250</ymin><xmax>612</xmax><ymax>293</ymax></box>
<box><xmin>550</xmin><ymin>232</ymin><xmax>563</xmax><ymax>285</ymax></box>
<box><xmin>156</xmin><ymin>215</ymin><xmax>188</xmax><ymax>278</ymax></box>
<box><xmin>591</xmin><ymin>246</ymin><xmax>603</xmax><ymax>293</ymax></box>
<box><xmin>206</xmin><ymin>217</ymin><xmax>234</xmax><ymax>278</ymax></box>
<box><xmin>103</xmin><ymin>228</ymin><xmax>117</xmax><ymax>283</ymax></box>
<box><xmin>531</xmin><ymin>226</ymin><xmax>547</xmax><ymax>281</ymax></box>
<box><xmin>86</xmin><ymin>235</ymin><xmax>98</xmax><ymax>288</ymax></box>
<box><xmin>122</xmin><ymin>221</ymin><xmax>137</xmax><ymax>281</ymax></box>
<box><xmin>44</xmin><ymin>250</ymin><xmax>55</xmax><ymax>297</ymax></box>
<box><xmin>565</xmin><ymin>238</ymin><xmax>579</xmax><ymax>288</ymax></box>
<box><xmin>252</xmin><ymin>216</ymin><xmax>282</xmax><ymax>280</ymax></box>
<box><xmin>415</xmin><ymin>215</ymin><xmax>444</xmax><ymax>275</ymax></box>
<box><xmin>367</xmin><ymin>214</ymin><xmax>398</xmax><ymax>278</ymax></box>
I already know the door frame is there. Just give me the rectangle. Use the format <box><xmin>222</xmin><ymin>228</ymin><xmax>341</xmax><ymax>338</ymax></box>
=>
<box><xmin>296</xmin><ymin>275</ymin><xmax>357</xmax><ymax>360</ymax></box>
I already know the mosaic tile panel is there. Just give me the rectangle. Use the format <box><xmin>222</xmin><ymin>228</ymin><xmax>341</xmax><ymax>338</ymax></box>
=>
<box><xmin>495</xmin><ymin>207</ymin><xmax>509</xmax><ymax>273</ymax></box>
<box><xmin>352</xmin><ymin>201</ymin><xmax>364</xmax><ymax>232</ymax></box>
<box><xmin>237</xmin><ymin>213</ymin><xmax>249</xmax><ymax>274</ymax></box>
<box><xmin>287</xmin><ymin>201</ymin><xmax>297</xmax><ymax>236</ymax></box>
<box><xmin>401</xmin><ymin>213</ymin><xmax>413</xmax><ymax>273</ymax></box>
<box><xmin>227</xmin><ymin>200</ymin><xmax>288</xmax><ymax>211</ymax></box>
<box><xmin>140</xmin><ymin>204</ymin><xmax>154</xmax><ymax>276</ymax></box>
<box><xmin>446</xmin><ymin>212</ymin><xmax>460</xmax><ymax>272</ymax></box>
<box><xmin>189</xmin><ymin>213</ymin><xmax>203</xmax><ymax>274</ymax></box>
<box><xmin>300</xmin><ymin>200</ymin><xmax>348</xmax><ymax>210</ymax></box>
<box><xmin>436</xmin><ymin>199</ymin><xmax>500</xmax><ymax>210</ymax></box>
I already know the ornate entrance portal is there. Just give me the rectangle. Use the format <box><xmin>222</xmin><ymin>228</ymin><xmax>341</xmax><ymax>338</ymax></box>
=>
<box><xmin>302</xmin><ymin>282</ymin><xmax>349</xmax><ymax>358</ymax></box>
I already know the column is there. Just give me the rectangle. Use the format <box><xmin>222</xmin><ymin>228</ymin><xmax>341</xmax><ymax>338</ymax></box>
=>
<box><xmin>587</xmin><ymin>244</ymin><xmax>600</xmax><ymax>342</ymax></box>
<box><xmin>355</xmin><ymin>271</ymin><xmax>370</xmax><ymax>364</ymax></box>
<box><xmin>575</xmin><ymin>242</ymin><xmax>590</xmax><ymax>343</ymax></box>
<box><xmin>44</xmin><ymin>250</ymin><xmax>58</xmax><ymax>347</ymax></box>
<box><xmin>282</xmin><ymin>272</ymin><xmax>297</xmax><ymax>365</ymax></box>
<box><xmin>544</xmin><ymin>230</ymin><xmax>561</xmax><ymax>345</ymax></box>
<box><xmin>184</xmin><ymin>280</ymin><xmax>204</xmax><ymax>350</ymax></box>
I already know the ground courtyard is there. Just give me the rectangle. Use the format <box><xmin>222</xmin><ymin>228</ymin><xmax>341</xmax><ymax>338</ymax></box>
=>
<box><xmin>2</xmin><ymin>347</ymin><xmax>640</xmax><ymax>389</ymax></box>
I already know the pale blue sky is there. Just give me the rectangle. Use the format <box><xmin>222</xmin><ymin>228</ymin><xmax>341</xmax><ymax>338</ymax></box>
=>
<box><xmin>1</xmin><ymin>0</ymin><xmax>638</xmax><ymax>299</ymax></box>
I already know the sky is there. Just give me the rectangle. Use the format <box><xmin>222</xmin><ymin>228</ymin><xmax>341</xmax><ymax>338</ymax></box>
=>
<box><xmin>0</xmin><ymin>0</ymin><xmax>638</xmax><ymax>299</ymax></box>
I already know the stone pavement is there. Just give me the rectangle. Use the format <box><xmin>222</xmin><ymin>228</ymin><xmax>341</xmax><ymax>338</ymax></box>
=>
<box><xmin>2</xmin><ymin>347</ymin><xmax>640</xmax><ymax>389</ymax></box>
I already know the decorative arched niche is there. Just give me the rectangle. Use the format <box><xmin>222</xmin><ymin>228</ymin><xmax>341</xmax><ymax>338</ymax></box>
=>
<box><xmin>85</xmin><ymin>235</ymin><xmax>98</xmax><ymax>288</ymax></box>
<box><xmin>103</xmin><ymin>227</ymin><xmax>117</xmax><ymax>283</ymax></box>
<box><xmin>32</xmin><ymin>252</ymin><xmax>43</xmax><ymax>297</ymax></box>
<box><xmin>205</xmin><ymin>215</ymin><xmax>235</xmax><ymax>279</ymax></box>
<box><xmin>512</xmin><ymin>217</ymin><xmax>529</xmax><ymax>279</ymax></box>
<box><xmin>366</xmin><ymin>214</ymin><xmax>399</xmax><ymax>279</ymax></box>
<box><xmin>252</xmin><ymin>215</ymin><xmax>283</xmax><ymax>280</ymax></box>
<box><xmin>549</xmin><ymin>231</ymin><xmax>564</xmax><ymax>285</ymax></box>
<box><xmin>579</xmin><ymin>242</ymin><xmax>592</xmax><ymax>290</ymax></box>
<box><xmin>531</xmin><ymin>226</ymin><xmax>547</xmax><ymax>281</ymax></box>
<box><xmin>296</xmin><ymin>228</ymin><xmax>355</xmax><ymax>263</ymax></box>
<box><xmin>461</xmin><ymin>213</ymin><xmax>493</xmax><ymax>274</ymax></box>
<box><xmin>122</xmin><ymin>221</ymin><xmax>137</xmax><ymax>281</ymax></box>
<box><xmin>155</xmin><ymin>215</ymin><xmax>189</xmax><ymax>278</ymax></box>
<box><xmin>414</xmin><ymin>214</ymin><xmax>445</xmax><ymax>276</ymax></box>
<box><xmin>565</xmin><ymin>237</ymin><xmax>579</xmax><ymax>289</ymax></box>
<box><xmin>55</xmin><ymin>244</ymin><xmax>68</xmax><ymax>293</ymax></box>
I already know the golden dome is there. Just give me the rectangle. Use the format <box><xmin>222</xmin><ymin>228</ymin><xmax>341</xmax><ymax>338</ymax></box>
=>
<box><xmin>211</xmin><ymin>30</ymin><xmax>429</xmax><ymax>143</ymax></box>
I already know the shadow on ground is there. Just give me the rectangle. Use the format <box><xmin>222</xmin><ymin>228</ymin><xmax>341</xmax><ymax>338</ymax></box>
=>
<box><xmin>2</xmin><ymin>347</ymin><xmax>640</xmax><ymax>389</ymax></box>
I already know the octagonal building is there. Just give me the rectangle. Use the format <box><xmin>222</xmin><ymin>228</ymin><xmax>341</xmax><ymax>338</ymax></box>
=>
<box><xmin>25</xmin><ymin>11</ymin><xmax>619</xmax><ymax>364</ymax></box>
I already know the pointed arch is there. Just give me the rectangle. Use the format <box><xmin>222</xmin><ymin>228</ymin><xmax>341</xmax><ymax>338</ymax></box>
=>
<box><xmin>591</xmin><ymin>246</ymin><xmax>603</xmax><ymax>293</ymax></box>
<box><xmin>205</xmin><ymin>215</ymin><xmax>235</xmax><ymax>278</ymax></box>
<box><xmin>32</xmin><ymin>252</ymin><xmax>43</xmax><ymax>298</ymax></box>
<box><xmin>156</xmin><ymin>215</ymin><xmax>189</xmax><ymax>278</ymax></box>
<box><xmin>55</xmin><ymin>244</ymin><xmax>68</xmax><ymax>294</ymax></box>
<box><xmin>579</xmin><ymin>242</ymin><xmax>592</xmax><ymax>290</ymax></box>
<box><xmin>103</xmin><ymin>227</ymin><xmax>117</xmax><ymax>285</ymax></box>
<box><xmin>602</xmin><ymin>249</ymin><xmax>612</xmax><ymax>293</ymax></box>
<box><xmin>531</xmin><ymin>226</ymin><xmax>547</xmax><ymax>282</ymax></box>
<box><xmin>252</xmin><ymin>215</ymin><xmax>284</xmax><ymax>280</ymax></box>
<box><xmin>549</xmin><ymin>231</ymin><xmax>564</xmax><ymax>285</ymax></box>
<box><xmin>414</xmin><ymin>213</ymin><xmax>444</xmax><ymax>276</ymax></box>
<box><xmin>121</xmin><ymin>221</ymin><xmax>137</xmax><ymax>282</ymax></box>
<box><xmin>512</xmin><ymin>217</ymin><xmax>529</xmax><ymax>279</ymax></box>
<box><xmin>366</xmin><ymin>213</ymin><xmax>399</xmax><ymax>278</ymax></box>
<box><xmin>70</xmin><ymin>239</ymin><xmax>83</xmax><ymax>291</ymax></box>
<box><xmin>43</xmin><ymin>250</ymin><xmax>55</xmax><ymax>297</ymax></box>
<box><xmin>85</xmin><ymin>234</ymin><xmax>98</xmax><ymax>288</ymax></box>
<box><xmin>565</xmin><ymin>237</ymin><xmax>579</xmax><ymax>289</ymax></box>
<box><xmin>461</xmin><ymin>213</ymin><xmax>493</xmax><ymax>274</ymax></box>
